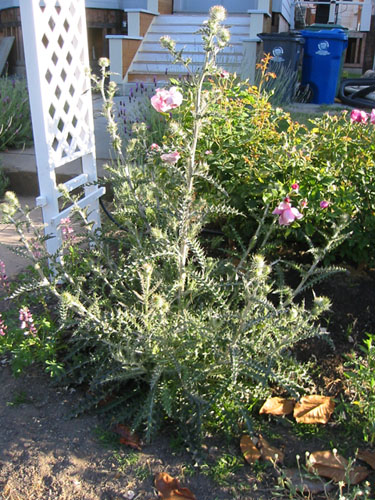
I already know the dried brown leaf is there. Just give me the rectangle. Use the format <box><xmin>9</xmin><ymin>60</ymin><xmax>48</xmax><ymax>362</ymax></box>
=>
<box><xmin>258</xmin><ymin>434</ymin><xmax>284</xmax><ymax>464</ymax></box>
<box><xmin>259</xmin><ymin>397</ymin><xmax>295</xmax><ymax>416</ymax></box>
<box><xmin>357</xmin><ymin>449</ymin><xmax>375</xmax><ymax>470</ymax></box>
<box><xmin>293</xmin><ymin>395</ymin><xmax>335</xmax><ymax>424</ymax></box>
<box><xmin>307</xmin><ymin>450</ymin><xmax>369</xmax><ymax>485</ymax></box>
<box><xmin>154</xmin><ymin>472</ymin><xmax>196</xmax><ymax>500</ymax></box>
<box><xmin>240</xmin><ymin>434</ymin><xmax>261</xmax><ymax>464</ymax></box>
<box><xmin>113</xmin><ymin>424</ymin><xmax>142</xmax><ymax>450</ymax></box>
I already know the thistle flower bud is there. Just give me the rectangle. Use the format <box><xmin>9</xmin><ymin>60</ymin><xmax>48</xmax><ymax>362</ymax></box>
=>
<box><xmin>143</xmin><ymin>262</ymin><xmax>153</xmax><ymax>275</ymax></box>
<box><xmin>152</xmin><ymin>294</ymin><xmax>169</xmax><ymax>314</ymax></box>
<box><xmin>312</xmin><ymin>294</ymin><xmax>331</xmax><ymax>316</ymax></box>
<box><xmin>209</xmin><ymin>5</ymin><xmax>227</xmax><ymax>22</ymax></box>
<box><xmin>160</xmin><ymin>35</ymin><xmax>176</xmax><ymax>51</ymax></box>
<box><xmin>98</xmin><ymin>57</ymin><xmax>110</xmax><ymax>68</ymax></box>
<box><xmin>218</xmin><ymin>27</ymin><xmax>230</xmax><ymax>45</ymax></box>
<box><xmin>251</xmin><ymin>254</ymin><xmax>270</xmax><ymax>278</ymax></box>
<box><xmin>4</xmin><ymin>191</ymin><xmax>20</xmax><ymax>209</ymax></box>
<box><xmin>1</xmin><ymin>191</ymin><xmax>20</xmax><ymax>217</ymax></box>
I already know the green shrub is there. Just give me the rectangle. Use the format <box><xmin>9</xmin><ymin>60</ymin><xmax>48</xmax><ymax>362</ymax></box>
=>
<box><xmin>164</xmin><ymin>64</ymin><xmax>375</xmax><ymax>267</ymax></box>
<box><xmin>0</xmin><ymin>77</ymin><xmax>33</xmax><ymax>150</ymax></box>
<box><xmin>343</xmin><ymin>333</ymin><xmax>375</xmax><ymax>445</ymax></box>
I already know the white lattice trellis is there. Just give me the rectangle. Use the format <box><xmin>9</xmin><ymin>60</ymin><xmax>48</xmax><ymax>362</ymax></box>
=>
<box><xmin>19</xmin><ymin>0</ymin><xmax>104</xmax><ymax>257</ymax></box>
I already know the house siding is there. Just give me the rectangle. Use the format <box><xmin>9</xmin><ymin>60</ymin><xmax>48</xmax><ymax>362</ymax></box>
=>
<box><xmin>173</xmin><ymin>0</ymin><xmax>256</xmax><ymax>13</ymax></box>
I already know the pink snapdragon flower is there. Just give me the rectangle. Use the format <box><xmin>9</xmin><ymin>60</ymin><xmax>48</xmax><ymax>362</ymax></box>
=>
<box><xmin>320</xmin><ymin>200</ymin><xmax>330</xmax><ymax>209</ymax></box>
<box><xmin>150</xmin><ymin>143</ymin><xmax>160</xmax><ymax>151</ymax></box>
<box><xmin>19</xmin><ymin>307</ymin><xmax>37</xmax><ymax>336</ymax></box>
<box><xmin>350</xmin><ymin>109</ymin><xmax>368</xmax><ymax>123</ymax></box>
<box><xmin>151</xmin><ymin>87</ymin><xmax>183</xmax><ymax>113</ymax></box>
<box><xmin>272</xmin><ymin>198</ymin><xmax>303</xmax><ymax>226</ymax></box>
<box><xmin>60</xmin><ymin>217</ymin><xmax>75</xmax><ymax>243</ymax></box>
<box><xmin>31</xmin><ymin>239</ymin><xmax>43</xmax><ymax>259</ymax></box>
<box><xmin>0</xmin><ymin>313</ymin><xmax>7</xmax><ymax>336</ymax></box>
<box><xmin>220</xmin><ymin>70</ymin><xmax>230</xmax><ymax>79</ymax></box>
<box><xmin>291</xmin><ymin>183</ymin><xmax>299</xmax><ymax>192</ymax></box>
<box><xmin>371</xmin><ymin>109</ymin><xmax>375</xmax><ymax>124</ymax></box>
<box><xmin>160</xmin><ymin>151</ymin><xmax>180</xmax><ymax>164</ymax></box>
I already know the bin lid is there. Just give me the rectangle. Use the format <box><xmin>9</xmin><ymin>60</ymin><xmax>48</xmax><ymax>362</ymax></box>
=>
<box><xmin>303</xmin><ymin>23</ymin><xmax>349</xmax><ymax>32</ymax></box>
<box><xmin>300</xmin><ymin>28</ymin><xmax>348</xmax><ymax>41</ymax></box>
<box><xmin>258</xmin><ymin>31</ymin><xmax>304</xmax><ymax>42</ymax></box>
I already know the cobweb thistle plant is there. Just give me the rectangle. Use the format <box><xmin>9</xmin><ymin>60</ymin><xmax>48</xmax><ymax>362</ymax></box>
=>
<box><xmin>0</xmin><ymin>8</ymin><xmax>346</xmax><ymax>448</ymax></box>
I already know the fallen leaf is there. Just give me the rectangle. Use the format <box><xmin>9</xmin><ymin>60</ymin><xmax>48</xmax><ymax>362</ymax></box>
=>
<box><xmin>258</xmin><ymin>434</ymin><xmax>284</xmax><ymax>464</ymax></box>
<box><xmin>154</xmin><ymin>472</ymin><xmax>196</xmax><ymax>500</ymax></box>
<box><xmin>240</xmin><ymin>434</ymin><xmax>261</xmax><ymax>464</ymax></box>
<box><xmin>307</xmin><ymin>450</ymin><xmax>369</xmax><ymax>484</ymax></box>
<box><xmin>283</xmin><ymin>468</ymin><xmax>335</xmax><ymax>495</ymax></box>
<box><xmin>357</xmin><ymin>449</ymin><xmax>375</xmax><ymax>470</ymax></box>
<box><xmin>113</xmin><ymin>424</ymin><xmax>142</xmax><ymax>450</ymax></box>
<box><xmin>259</xmin><ymin>397</ymin><xmax>295</xmax><ymax>416</ymax></box>
<box><xmin>293</xmin><ymin>395</ymin><xmax>335</xmax><ymax>424</ymax></box>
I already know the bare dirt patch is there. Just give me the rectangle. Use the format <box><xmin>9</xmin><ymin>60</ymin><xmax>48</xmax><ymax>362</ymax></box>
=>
<box><xmin>0</xmin><ymin>361</ymin><xmax>260</xmax><ymax>500</ymax></box>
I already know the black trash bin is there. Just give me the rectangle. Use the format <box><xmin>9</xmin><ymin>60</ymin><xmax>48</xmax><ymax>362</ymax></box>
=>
<box><xmin>257</xmin><ymin>31</ymin><xmax>304</xmax><ymax>102</ymax></box>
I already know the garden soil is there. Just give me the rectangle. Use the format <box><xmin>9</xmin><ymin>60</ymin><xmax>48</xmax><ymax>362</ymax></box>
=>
<box><xmin>0</xmin><ymin>359</ymin><xmax>268</xmax><ymax>500</ymax></box>
<box><xmin>1</xmin><ymin>203</ymin><xmax>375</xmax><ymax>499</ymax></box>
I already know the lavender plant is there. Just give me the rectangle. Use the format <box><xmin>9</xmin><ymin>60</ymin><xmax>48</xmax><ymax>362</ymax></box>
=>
<box><xmin>0</xmin><ymin>77</ymin><xmax>33</xmax><ymax>150</ymax></box>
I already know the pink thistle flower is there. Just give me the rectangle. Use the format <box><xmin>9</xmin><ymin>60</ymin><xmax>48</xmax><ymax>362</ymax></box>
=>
<box><xmin>371</xmin><ymin>109</ymin><xmax>375</xmax><ymax>125</ymax></box>
<box><xmin>0</xmin><ymin>313</ymin><xmax>7</xmax><ymax>336</ymax></box>
<box><xmin>160</xmin><ymin>151</ymin><xmax>180</xmax><ymax>164</ymax></box>
<box><xmin>320</xmin><ymin>200</ymin><xmax>330</xmax><ymax>209</ymax></box>
<box><xmin>19</xmin><ymin>307</ymin><xmax>37</xmax><ymax>336</ymax></box>
<box><xmin>350</xmin><ymin>109</ymin><xmax>368</xmax><ymax>123</ymax></box>
<box><xmin>150</xmin><ymin>87</ymin><xmax>183</xmax><ymax>113</ymax></box>
<box><xmin>291</xmin><ymin>183</ymin><xmax>299</xmax><ymax>192</ymax></box>
<box><xmin>272</xmin><ymin>200</ymin><xmax>303</xmax><ymax>226</ymax></box>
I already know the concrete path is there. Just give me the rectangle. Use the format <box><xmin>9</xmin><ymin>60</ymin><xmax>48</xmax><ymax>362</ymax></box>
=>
<box><xmin>0</xmin><ymin>196</ymin><xmax>42</xmax><ymax>279</ymax></box>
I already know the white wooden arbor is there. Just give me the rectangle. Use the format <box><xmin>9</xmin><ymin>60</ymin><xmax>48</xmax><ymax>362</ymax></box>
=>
<box><xmin>19</xmin><ymin>0</ymin><xmax>104</xmax><ymax>257</ymax></box>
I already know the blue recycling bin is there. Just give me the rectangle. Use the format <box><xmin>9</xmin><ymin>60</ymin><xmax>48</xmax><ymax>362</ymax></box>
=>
<box><xmin>300</xmin><ymin>29</ymin><xmax>348</xmax><ymax>104</ymax></box>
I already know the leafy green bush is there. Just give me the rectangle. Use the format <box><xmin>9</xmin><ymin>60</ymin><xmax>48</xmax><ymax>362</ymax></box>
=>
<box><xmin>343</xmin><ymin>333</ymin><xmax>375</xmax><ymax>444</ymax></box>
<box><xmin>176</xmin><ymin>69</ymin><xmax>375</xmax><ymax>267</ymax></box>
<box><xmin>0</xmin><ymin>77</ymin><xmax>33</xmax><ymax>150</ymax></box>
<box><xmin>1</xmin><ymin>8</ymin><xmax>343</xmax><ymax>448</ymax></box>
